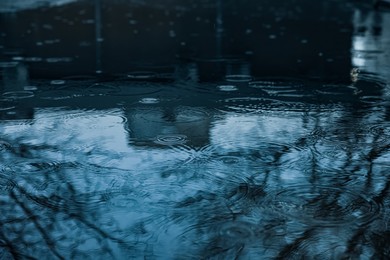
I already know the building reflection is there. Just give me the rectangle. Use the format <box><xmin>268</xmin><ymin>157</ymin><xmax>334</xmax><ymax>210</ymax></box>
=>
<box><xmin>352</xmin><ymin>7</ymin><xmax>390</xmax><ymax>83</ymax></box>
<box><xmin>0</xmin><ymin>61</ymin><xmax>34</xmax><ymax>120</ymax></box>
<box><xmin>351</xmin><ymin>6</ymin><xmax>390</xmax><ymax>119</ymax></box>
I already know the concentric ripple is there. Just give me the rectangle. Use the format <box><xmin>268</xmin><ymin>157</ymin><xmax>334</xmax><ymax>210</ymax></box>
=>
<box><xmin>264</xmin><ymin>186</ymin><xmax>379</xmax><ymax>226</ymax></box>
<box><xmin>0</xmin><ymin>173</ymin><xmax>16</xmax><ymax>193</ymax></box>
<box><xmin>101</xmin><ymin>189</ymin><xmax>139</xmax><ymax>209</ymax></box>
<box><xmin>249</xmin><ymin>79</ymin><xmax>306</xmax><ymax>98</ymax></box>
<box><xmin>219</xmin><ymin>221</ymin><xmax>256</xmax><ymax>241</ymax></box>
<box><xmin>139</xmin><ymin>97</ymin><xmax>160</xmax><ymax>104</ymax></box>
<box><xmin>2</xmin><ymin>91</ymin><xmax>34</xmax><ymax>99</ymax></box>
<box><xmin>0</xmin><ymin>99</ymin><xmax>17</xmax><ymax>111</ymax></box>
<box><xmin>0</xmin><ymin>140</ymin><xmax>13</xmax><ymax>151</ymax></box>
<box><xmin>23</xmin><ymin>86</ymin><xmax>38</xmax><ymax>91</ymax></box>
<box><xmin>50</xmin><ymin>80</ymin><xmax>66</xmax><ymax>85</ymax></box>
<box><xmin>217</xmin><ymin>85</ymin><xmax>238</xmax><ymax>92</ymax></box>
<box><xmin>175</xmin><ymin>107</ymin><xmax>209</xmax><ymax>123</ymax></box>
<box><xmin>154</xmin><ymin>134</ymin><xmax>188</xmax><ymax>145</ymax></box>
<box><xmin>86</xmin><ymin>83</ymin><xmax>121</xmax><ymax>96</ymax></box>
<box><xmin>218</xmin><ymin>96</ymin><xmax>323</xmax><ymax>113</ymax></box>
<box><xmin>218</xmin><ymin>97</ymin><xmax>267</xmax><ymax>113</ymax></box>
<box><xmin>369</xmin><ymin>125</ymin><xmax>390</xmax><ymax>138</ymax></box>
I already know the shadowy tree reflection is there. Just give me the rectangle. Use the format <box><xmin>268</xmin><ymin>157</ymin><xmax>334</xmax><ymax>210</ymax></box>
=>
<box><xmin>0</xmin><ymin>0</ymin><xmax>389</xmax><ymax>259</ymax></box>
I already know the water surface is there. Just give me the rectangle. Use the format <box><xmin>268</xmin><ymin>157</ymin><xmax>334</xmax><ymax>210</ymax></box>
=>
<box><xmin>1</xmin><ymin>0</ymin><xmax>390</xmax><ymax>259</ymax></box>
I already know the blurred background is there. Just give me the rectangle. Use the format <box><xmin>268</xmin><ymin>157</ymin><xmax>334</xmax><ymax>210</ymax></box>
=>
<box><xmin>0</xmin><ymin>0</ymin><xmax>388</xmax><ymax>83</ymax></box>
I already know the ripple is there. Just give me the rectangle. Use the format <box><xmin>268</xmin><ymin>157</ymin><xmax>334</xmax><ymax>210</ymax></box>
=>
<box><xmin>0</xmin><ymin>140</ymin><xmax>13</xmax><ymax>151</ymax></box>
<box><xmin>2</xmin><ymin>91</ymin><xmax>34</xmax><ymax>99</ymax></box>
<box><xmin>23</xmin><ymin>86</ymin><xmax>38</xmax><ymax>91</ymax></box>
<box><xmin>369</xmin><ymin>125</ymin><xmax>390</xmax><ymax>137</ymax></box>
<box><xmin>202</xmin><ymin>169</ymin><xmax>248</xmax><ymax>189</ymax></box>
<box><xmin>0</xmin><ymin>61</ymin><xmax>18</xmax><ymax>68</ymax></box>
<box><xmin>139</xmin><ymin>97</ymin><xmax>160</xmax><ymax>104</ymax></box>
<box><xmin>264</xmin><ymin>186</ymin><xmax>379</xmax><ymax>226</ymax></box>
<box><xmin>0</xmin><ymin>99</ymin><xmax>17</xmax><ymax>111</ymax></box>
<box><xmin>218</xmin><ymin>155</ymin><xmax>241</xmax><ymax>164</ymax></box>
<box><xmin>86</xmin><ymin>83</ymin><xmax>121</xmax><ymax>96</ymax></box>
<box><xmin>28</xmin><ymin>191</ymin><xmax>108</xmax><ymax>213</ymax></box>
<box><xmin>219</xmin><ymin>221</ymin><xmax>255</xmax><ymax>240</ymax></box>
<box><xmin>50</xmin><ymin>80</ymin><xmax>66</xmax><ymax>85</ymax></box>
<box><xmin>218</xmin><ymin>96</ymin><xmax>323</xmax><ymax>113</ymax></box>
<box><xmin>276</xmin><ymin>228</ymin><xmax>349</xmax><ymax>259</ymax></box>
<box><xmin>249</xmin><ymin>79</ymin><xmax>307</xmax><ymax>99</ymax></box>
<box><xmin>127</xmin><ymin>71</ymin><xmax>157</xmax><ymax>80</ymax></box>
<box><xmin>38</xmin><ymin>89</ymin><xmax>81</xmax><ymax>100</ymax></box>
<box><xmin>154</xmin><ymin>134</ymin><xmax>187</xmax><ymax>145</ymax></box>
<box><xmin>0</xmin><ymin>173</ymin><xmax>16</xmax><ymax>193</ymax></box>
<box><xmin>131</xmin><ymin>107</ymin><xmax>209</xmax><ymax>125</ymax></box>
<box><xmin>175</xmin><ymin>107</ymin><xmax>210</xmax><ymax>123</ymax></box>
<box><xmin>111</xmin><ymin>82</ymin><xmax>163</xmax><ymax>96</ymax></box>
<box><xmin>217</xmin><ymin>85</ymin><xmax>238</xmax><ymax>92</ymax></box>
<box><xmin>225</xmin><ymin>74</ymin><xmax>252</xmax><ymax>82</ymax></box>
<box><xmin>62</xmin><ymin>75</ymin><xmax>98</xmax><ymax>81</ymax></box>
<box><xmin>7</xmin><ymin>161</ymin><xmax>80</xmax><ymax>199</ymax></box>
<box><xmin>10</xmin><ymin>160</ymin><xmax>64</xmax><ymax>174</ymax></box>
<box><xmin>217</xmin><ymin>97</ymin><xmax>269</xmax><ymax>113</ymax></box>
<box><xmin>101</xmin><ymin>189</ymin><xmax>139</xmax><ymax>209</ymax></box>
<box><xmin>360</xmin><ymin>95</ymin><xmax>384</xmax><ymax>105</ymax></box>
<box><xmin>177</xmin><ymin>144</ymin><xmax>216</xmax><ymax>165</ymax></box>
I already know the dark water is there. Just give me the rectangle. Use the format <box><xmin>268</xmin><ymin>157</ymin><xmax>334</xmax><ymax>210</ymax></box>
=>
<box><xmin>1</xmin><ymin>0</ymin><xmax>390</xmax><ymax>259</ymax></box>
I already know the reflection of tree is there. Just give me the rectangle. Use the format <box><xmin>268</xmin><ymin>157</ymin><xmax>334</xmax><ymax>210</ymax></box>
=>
<box><xmin>0</xmin><ymin>134</ymin><xmax>137</xmax><ymax>259</ymax></box>
<box><xmin>167</xmin><ymin>92</ymin><xmax>390</xmax><ymax>258</ymax></box>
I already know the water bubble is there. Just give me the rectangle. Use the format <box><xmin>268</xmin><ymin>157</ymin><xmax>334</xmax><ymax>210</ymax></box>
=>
<box><xmin>155</xmin><ymin>134</ymin><xmax>187</xmax><ymax>145</ymax></box>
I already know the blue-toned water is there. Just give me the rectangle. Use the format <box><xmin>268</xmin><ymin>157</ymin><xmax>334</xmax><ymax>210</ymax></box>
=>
<box><xmin>1</xmin><ymin>74</ymin><xmax>389</xmax><ymax>259</ymax></box>
<box><xmin>1</xmin><ymin>0</ymin><xmax>390</xmax><ymax>259</ymax></box>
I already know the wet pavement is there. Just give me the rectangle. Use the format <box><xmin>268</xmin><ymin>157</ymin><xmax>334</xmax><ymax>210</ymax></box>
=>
<box><xmin>0</xmin><ymin>0</ymin><xmax>390</xmax><ymax>259</ymax></box>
